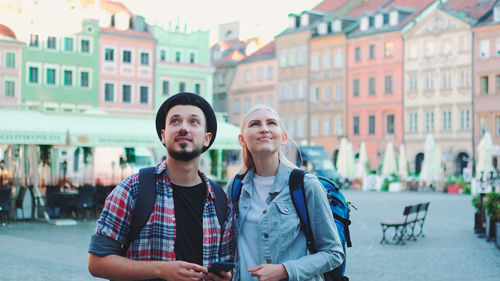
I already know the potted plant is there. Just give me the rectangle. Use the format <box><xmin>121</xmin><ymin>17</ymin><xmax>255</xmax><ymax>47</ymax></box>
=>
<box><xmin>484</xmin><ymin>192</ymin><xmax>500</xmax><ymax>243</ymax></box>
<box><xmin>472</xmin><ymin>194</ymin><xmax>484</xmax><ymax>234</ymax></box>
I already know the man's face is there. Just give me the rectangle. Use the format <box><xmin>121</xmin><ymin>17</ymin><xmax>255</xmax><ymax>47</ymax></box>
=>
<box><xmin>161</xmin><ymin>105</ymin><xmax>212</xmax><ymax>162</ymax></box>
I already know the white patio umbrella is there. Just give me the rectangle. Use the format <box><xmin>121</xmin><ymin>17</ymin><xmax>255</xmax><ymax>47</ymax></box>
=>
<box><xmin>398</xmin><ymin>143</ymin><xmax>408</xmax><ymax>179</ymax></box>
<box><xmin>434</xmin><ymin>145</ymin><xmax>443</xmax><ymax>180</ymax></box>
<box><xmin>336</xmin><ymin>137</ymin><xmax>351</xmax><ymax>179</ymax></box>
<box><xmin>356</xmin><ymin>142</ymin><xmax>369</xmax><ymax>178</ymax></box>
<box><xmin>381</xmin><ymin>142</ymin><xmax>398</xmax><ymax>177</ymax></box>
<box><xmin>420</xmin><ymin>134</ymin><xmax>437</xmax><ymax>183</ymax></box>
<box><xmin>347</xmin><ymin>142</ymin><xmax>356</xmax><ymax>178</ymax></box>
<box><xmin>476</xmin><ymin>132</ymin><xmax>495</xmax><ymax>179</ymax></box>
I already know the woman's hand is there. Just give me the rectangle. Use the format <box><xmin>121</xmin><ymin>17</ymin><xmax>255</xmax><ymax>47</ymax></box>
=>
<box><xmin>248</xmin><ymin>264</ymin><xmax>288</xmax><ymax>281</ymax></box>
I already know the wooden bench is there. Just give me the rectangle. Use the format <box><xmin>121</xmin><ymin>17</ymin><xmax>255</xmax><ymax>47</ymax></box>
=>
<box><xmin>380</xmin><ymin>204</ymin><xmax>420</xmax><ymax>245</ymax></box>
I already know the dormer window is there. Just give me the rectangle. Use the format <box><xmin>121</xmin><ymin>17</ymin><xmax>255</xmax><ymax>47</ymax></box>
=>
<box><xmin>289</xmin><ymin>14</ymin><xmax>297</xmax><ymax>29</ymax></box>
<box><xmin>333</xmin><ymin>20</ymin><xmax>342</xmax><ymax>33</ymax></box>
<box><xmin>360</xmin><ymin>17</ymin><xmax>368</xmax><ymax>31</ymax></box>
<box><xmin>384</xmin><ymin>14</ymin><xmax>389</xmax><ymax>25</ymax></box>
<box><xmin>375</xmin><ymin>14</ymin><xmax>383</xmax><ymax>28</ymax></box>
<box><xmin>494</xmin><ymin>5</ymin><xmax>500</xmax><ymax>22</ymax></box>
<box><xmin>369</xmin><ymin>17</ymin><xmax>374</xmax><ymax>28</ymax></box>
<box><xmin>390</xmin><ymin>11</ymin><xmax>399</xmax><ymax>26</ymax></box>
<box><xmin>318</xmin><ymin>22</ymin><xmax>328</xmax><ymax>35</ymax></box>
<box><xmin>301</xmin><ymin>13</ymin><xmax>309</xmax><ymax>27</ymax></box>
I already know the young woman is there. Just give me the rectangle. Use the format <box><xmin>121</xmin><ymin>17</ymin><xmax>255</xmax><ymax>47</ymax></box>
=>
<box><xmin>228</xmin><ymin>105</ymin><xmax>344</xmax><ymax>281</ymax></box>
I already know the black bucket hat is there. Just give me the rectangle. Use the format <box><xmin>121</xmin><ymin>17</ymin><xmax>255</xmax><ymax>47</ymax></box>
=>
<box><xmin>155</xmin><ymin>92</ymin><xmax>217</xmax><ymax>152</ymax></box>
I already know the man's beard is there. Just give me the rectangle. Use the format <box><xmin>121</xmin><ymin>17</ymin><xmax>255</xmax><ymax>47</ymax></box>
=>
<box><xmin>167</xmin><ymin>143</ymin><xmax>204</xmax><ymax>162</ymax></box>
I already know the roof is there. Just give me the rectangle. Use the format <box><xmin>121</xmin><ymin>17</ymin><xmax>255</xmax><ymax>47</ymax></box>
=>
<box><xmin>312</xmin><ymin>0</ymin><xmax>350</xmax><ymax>12</ymax></box>
<box><xmin>385</xmin><ymin>0</ymin><xmax>436</xmax><ymax>26</ymax></box>
<box><xmin>242</xmin><ymin>41</ymin><xmax>275</xmax><ymax>63</ymax></box>
<box><xmin>348</xmin><ymin>0</ymin><xmax>392</xmax><ymax>17</ymax></box>
<box><xmin>443</xmin><ymin>0</ymin><xmax>496</xmax><ymax>20</ymax></box>
<box><xmin>100</xmin><ymin>26</ymin><xmax>154</xmax><ymax>39</ymax></box>
<box><xmin>0</xmin><ymin>24</ymin><xmax>16</xmax><ymax>39</ymax></box>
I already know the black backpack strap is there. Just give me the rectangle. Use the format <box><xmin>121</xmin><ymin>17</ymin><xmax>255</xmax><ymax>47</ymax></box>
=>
<box><xmin>230</xmin><ymin>173</ymin><xmax>246</xmax><ymax>217</ymax></box>
<box><xmin>289</xmin><ymin>169</ymin><xmax>316</xmax><ymax>254</ymax></box>
<box><xmin>120</xmin><ymin>166</ymin><xmax>156</xmax><ymax>257</ymax></box>
<box><xmin>207</xmin><ymin>178</ymin><xmax>228</xmax><ymax>229</ymax></box>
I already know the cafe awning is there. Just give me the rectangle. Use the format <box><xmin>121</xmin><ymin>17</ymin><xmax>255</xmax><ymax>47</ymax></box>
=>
<box><xmin>0</xmin><ymin>109</ymin><xmax>67</xmax><ymax>145</ymax></box>
<box><xmin>210</xmin><ymin>120</ymin><xmax>241</xmax><ymax>151</ymax></box>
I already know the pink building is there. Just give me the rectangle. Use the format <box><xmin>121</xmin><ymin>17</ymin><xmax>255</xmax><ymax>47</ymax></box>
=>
<box><xmin>98</xmin><ymin>3</ymin><xmax>156</xmax><ymax>115</ymax></box>
<box><xmin>0</xmin><ymin>24</ymin><xmax>24</xmax><ymax>107</ymax></box>
<box><xmin>346</xmin><ymin>0</ymin><xmax>434</xmax><ymax>169</ymax></box>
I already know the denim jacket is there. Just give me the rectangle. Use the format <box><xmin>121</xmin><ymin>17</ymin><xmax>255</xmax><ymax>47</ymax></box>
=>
<box><xmin>227</xmin><ymin>162</ymin><xmax>344</xmax><ymax>281</ymax></box>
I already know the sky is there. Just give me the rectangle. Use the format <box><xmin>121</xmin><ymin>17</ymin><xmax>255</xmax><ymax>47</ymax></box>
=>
<box><xmin>120</xmin><ymin>0</ymin><xmax>323</xmax><ymax>44</ymax></box>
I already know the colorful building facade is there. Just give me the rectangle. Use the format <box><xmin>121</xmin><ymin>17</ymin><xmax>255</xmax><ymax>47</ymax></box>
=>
<box><xmin>0</xmin><ymin>24</ymin><xmax>24</xmax><ymax>107</ymax></box>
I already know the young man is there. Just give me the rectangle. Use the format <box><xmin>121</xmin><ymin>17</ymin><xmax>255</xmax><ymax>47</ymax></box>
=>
<box><xmin>88</xmin><ymin>92</ymin><xmax>233</xmax><ymax>281</ymax></box>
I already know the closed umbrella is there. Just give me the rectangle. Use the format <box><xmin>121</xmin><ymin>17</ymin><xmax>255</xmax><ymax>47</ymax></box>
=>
<box><xmin>434</xmin><ymin>145</ymin><xmax>443</xmax><ymax>180</ymax></box>
<box><xmin>357</xmin><ymin>142</ymin><xmax>369</xmax><ymax>178</ymax></box>
<box><xmin>336</xmin><ymin>137</ymin><xmax>350</xmax><ymax>178</ymax></box>
<box><xmin>398</xmin><ymin>143</ymin><xmax>408</xmax><ymax>179</ymax></box>
<box><xmin>347</xmin><ymin>142</ymin><xmax>356</xmax><ymax>178</ymax></box>
<box><xmin>476</xmin><ymin>132</ymin><xmax>495</xmax><ymax>180</ymax></box>
<box><xmin>381</xmin><ymin>142</ymin><xmax>397</xmax><ymax>177</ymax></box>
<box><xmin>420</xmin><ymin>134</ymin><xmax>437</xmax><ymax>183</ymax></box>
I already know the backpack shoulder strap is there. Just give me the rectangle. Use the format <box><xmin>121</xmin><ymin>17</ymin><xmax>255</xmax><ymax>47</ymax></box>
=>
<box><xmin>230</xmin><ymin>173</ymin><xmax>245</xmax><ymax>204</ymax></box>
<box><xmin>120</xmin><ymin>166</ymin><xmax>156</xmax><ymax>257</ymax></box>
<box><xmin>289</xmin><ymin>169</ymin><xmax>317</xmax><ymax>254</ymax></box>
<box><xmin>207</xmin><ymin>178</ymin><xmax>228</xmax><ymax>229</ymax></box>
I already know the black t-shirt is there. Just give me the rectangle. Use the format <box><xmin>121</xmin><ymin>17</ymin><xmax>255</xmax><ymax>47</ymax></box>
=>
<box><xmin>171</xmin><ymin>181</ymin><xmax>206</xmax><ymax>265</ymax></box>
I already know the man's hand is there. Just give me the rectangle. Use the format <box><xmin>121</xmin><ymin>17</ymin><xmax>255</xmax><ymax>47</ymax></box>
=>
<box><xmin>160</xmin><ymin>261</ymin><xmax>208</xmax><ymax>281</ymax></box>
<box><xmin>206</xmin><ymin>270</ymin><xmax>232</xmax><ymax>281</ymax></box>
<box><xmin>248</xmin><ymin>264</ymin><xmax>288</xmax><ymax>281</ymax></box>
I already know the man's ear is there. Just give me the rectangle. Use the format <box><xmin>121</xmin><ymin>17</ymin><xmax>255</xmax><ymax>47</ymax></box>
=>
<box><xmin>204</xmin><ymin>132</ymin><xmax>212</xmax><ymax>148</ymax></box>
<box><xmin>161</xmin><ymin>129</ymin><xmax>167</xmax><ymax>146</ymax></box>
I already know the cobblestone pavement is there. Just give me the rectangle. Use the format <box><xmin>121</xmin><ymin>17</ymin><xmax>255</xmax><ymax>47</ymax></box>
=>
<box><xmin>0</xmin><ymin>190</ymin><xmax>499</xmax><ymax>280</ymax></box>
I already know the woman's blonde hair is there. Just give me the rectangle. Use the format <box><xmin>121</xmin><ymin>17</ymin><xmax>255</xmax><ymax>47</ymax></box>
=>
<box><xmin>238</xmin><ymin>105</ymin><xmax>297</xmax><ymax>174</ymax></box>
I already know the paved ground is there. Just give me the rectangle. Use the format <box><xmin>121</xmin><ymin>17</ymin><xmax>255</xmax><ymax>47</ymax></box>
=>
<box><xmin>0</xmin><ymin>190</ymin><xmax>499</xmax><ymax>281</ymax></box>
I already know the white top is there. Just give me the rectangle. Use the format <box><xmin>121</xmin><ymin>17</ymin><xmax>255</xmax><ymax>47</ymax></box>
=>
<box><xmin>239</xmin><ymin>175</ymin><xmax>275</xmax><ymax>281</ymax></box>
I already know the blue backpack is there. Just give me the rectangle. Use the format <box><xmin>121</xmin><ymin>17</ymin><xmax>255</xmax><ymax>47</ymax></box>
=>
<box><xmin>231</xmin><ymin>169</ymin><xmax>352</xmax><ymax>281</ymax></box>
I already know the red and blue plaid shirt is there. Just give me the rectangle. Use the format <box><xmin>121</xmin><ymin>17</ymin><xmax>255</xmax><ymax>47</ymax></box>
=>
<box><xmin>95</xmin><ymin>160</ymin><xmax>234</xmax><ymax>267</ymax></box>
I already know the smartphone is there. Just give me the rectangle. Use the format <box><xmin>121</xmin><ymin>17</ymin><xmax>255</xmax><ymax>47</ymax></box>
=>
<box><xmin>208</xmin><ymin>261</ymin><xmax>236</xmax><ymax>276</ymax></box>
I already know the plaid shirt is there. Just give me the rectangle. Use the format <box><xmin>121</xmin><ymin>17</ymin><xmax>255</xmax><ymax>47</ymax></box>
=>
<box><xmin>95</xmin><ymin>160</ymin><xmax>234</xmax><ymax>268</ymax></box>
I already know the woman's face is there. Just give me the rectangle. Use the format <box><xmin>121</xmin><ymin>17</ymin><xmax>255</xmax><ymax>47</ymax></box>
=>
<box><xmin>239</xmin><ymin>108</ymin><xmax>287</xmax><ymax>158</ymax></box>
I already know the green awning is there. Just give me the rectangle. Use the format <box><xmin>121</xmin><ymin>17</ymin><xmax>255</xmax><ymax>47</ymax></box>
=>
<box><xmin>0</xmin><ymin>110</ymin><xmax>67</xmax><ymax>145</ymax></box>
<box><xmin>46</xmin><ymin>113</ymin><xmax>159</xmax><ymax>147</ymax></box>
<box><xmin>210</xmin><ymin>119</ymin><xmax>240</xmax><ymax>150</ymax></box>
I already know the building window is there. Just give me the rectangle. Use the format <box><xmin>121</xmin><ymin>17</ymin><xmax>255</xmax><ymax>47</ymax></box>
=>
<box><xmin>47</xmin><ymin>36</ymin><xmax>56</xmax><ymax>49</ymax></box>
<box><xmin>387</xmin><ymin>114</ymin><xmax>395</xmax><ymax>134</ymax></box>
<box><xmin>496</xmin><ymin>38</ymin><xmax>500</xmax><ymax>57</ymax></box>
<box><xmin>353</xmin><ymin>79</ymin><xmax>360</xmax><ymax>96</ymax></box>
<box><xmin>4</xmin><ymin>81</ymin><xmax>15</xmax><ymax>97</ymax></box>
<box><xmin>298</xmin><ymin>47</ymin><xmax>307</xmax><ymax>65</ymax></box>
<box><xmin>179</xmin><ymin>82</ymin><xmax>186</xmax><ymax>92</ymax></box>
<box><xmin>123</xmin><ymin>50</ymin><xmax>131</xmax><ymax>63</ymax></box>
<box><xmin>29</xmin><ymin>67</ymin><xmax>39</xmax><ymax>84</ymax></box>
<box><xmin>189</xmin><ymin>53</ymin><xmax>195</xmax><ymax>63</ymax></box>
<box><xmin>355</xmin><ymin>47</ymin><xmax>361</xmax><ymax>61</ymax></box>
<box><xmin>280</xmin><ymin>52</ymin><xmax>287</xmax><ymax>67</ymax></box>
<box><xmin>335</xmin><ymin>116</ymin><xmax>342</xmax><ymax>136</ymax></box>
<box><xmin>409</xmin><ymin>113</ymin><xmax>418</xmax><ymax>132</ymax></box>
<box><xmin>323</xmin><ymin>118</ymin><xmax>330</xmax><ymax>136</ymax></box>
<box><xmin>29</xmin><ymin>34</ymin><xmax>39</xmax><ymax>47</ymax></box>
<box><xmin>310</xmin><ymin>86</ymin><xmax>319</xmax><ymax>102</ymax></box>
<box><xmin>162</xmin><ymin>80</ymin><xmax>169</xmax><ymax>95</ymax></box>
<box><xmin>175</xmin><ymin>51</ymin><xmax>181</xmax><ymax>62</ymax></box>
<box><xmin>194</xmin><ymin>83</ymin><xmax>201</xmax><ymax>94</ymax></box>
<box><xmin>140</xmin><ymin>86</ymin><xmax>148</xmax><ymax>104</ymax></box>
<box><xmin>257</xmin><ymin>96</ymin><xmax>264</xmax><ymax>105</ymax></box>
<box><xmin>385</xmin><ymin>75</ymin><xmax>393</xmax><ymax>94</ymax></box>
<box><xmin>442</xmin><ymin>111</ymin><xmax>452</xmax><ymax>131</ymax></box>
<box><xmin>312</xmin><ymin>118</ymin><xmax>319</xmax><ymax>137</ymax></box>
<box><xmin>104</xmin><ymin>83</ymin><xmax>114</xmax><ymax>102</ymax></box>
<box><xmin>46</xmin><ymin>68</ymin><xmax>56</xmax><ymax>85</ymax></box>
<box><xmin>267</xmin><ymin>95</ymin><xmax>274</xmax><ymax>108</ymax></box>
<box><xmin>233</xmin><ymin>98</ymin><xmax>241</xmax><ymax>115</ymax></box>
<box><xmin>323</xmin><ymin>53</ymin><xmax>331</xmax><ymax>69</ymax></box>
<box><xmin>480</xmin><ymin>117</ymin><xmax>490</xmax><ymax>136</ymax></box>
<box><xmin>481</xmin><ymin>76</ymin><xmax>489</xmax><ymax>94</ymax></box>
<box><xmin>409</xmin><ymin>74</ymin><xmax>418</xmax><ymax>92</ymax></box>
<box><xmin>496</xmin><ymin>75</ymin><xmax>500</xmax><ymax>93</ymax></box>
<box><xmin>5</xmin><ymin>52</ymin><xmax>15</xmax><ymax>68</ymax></box>
<box><xmin>64</xmin><ymin>37</ymin><xmax>73</xmax><ymax>51</ymax></box>
<box><xmin>353</xmin><ymin>116</ymin><xmax>360</xmax><ymax>135</ymax></box>
<box><xmin>245</xmin><ymin>70</ymin><xmax>252</xmax><ymax>82</ymax></box>
<box><xmin>81</xmin><ymin>39</ymin><xmax>90</xmax><ymax>53</ymax></box>
<box><xmin>496</xmin><ymin>116</ymin><xmax>500</xmax><ymax>136</ymax></box>
<box><xmin>335</xmin><ymin>84</ymin><xmax>342</xmax><ymax>101</ymax></box>
<box><xmin>288</xmin><ymin>51</ymin><xmax>296</xmax><ymax>66</ymax></box>
<box><xmin>409</xmin><ymin>44</ymin><xmax>418</xmax><ymax>59</ymax></box>
<box><xmin>425</xmin><ymin>73</ymin><xmax>434</xmax><ymax>91</ymax></box>
<box><xmin>297</xmin><ymin>117</ymin><xmax>306</xmax><ymax>139</ymax></box>
<box><xmin>442</xmin><ymin>72</ymin><xmax>451</xmax><ymax>90</ymax></box>
<box><xmin>384</xmin><ymin>41</ymin><xmax>394</xmax><ymax>57</ymax></box>
<box><xmin>160</xmin><ymin>50</ymin><xmax>166</xmax><ymax>61</ymax></box>
<box><xmin>368</xmin><ymin>77</ymin><xmax>376</xmax><ymax>95</ymax></box>
<box><xmin>105</xmin><ymin>48</ymin><xmax>114</xmax><ymax>62</ymax></box>
<box><xmin>460</xmin><ymin>109</ymin><xmax>470</xmax><ymax>131</ymax></box>
<box><xmin>460</xmin><ymin>69</ymin><xmax>469</xmax><ymax>88</ymax></box>
<box><xmin>81</xmin><ymin>71</ymin><xmax>89</xmax><ymax>88</ymax></box>
<box><xmin>425</xmin><ymin>112</ymin><xmax>434</xmax><ymax>132</ymax></box>
<box><xmin>245</xmin><ymin>98</ymin><xmax>251</xmax><ymax>113</ymax></box>
<box><xmin>480</xmin><ymin>40</ymin><xmax>489</xmax><ymax>58</ymax></box>
<box><xmin>140</xmin><ymin>52</ymin><xmax>149</xmax><ymax>66</ymax></box>
<box><xmin>63</xmin><ymin>70</ymin><xmax>72</xmax><ymax>86</ymax></box>
<box><xmin>334</xmin><ymin>50</ymin><xmax>342</xmax><ymax>68</ymax></box>
<box><xmin>369</xmin><ymin>44</ymin><xmax>375</xmax><ymax>59</ymax></box>
<box><xmin>311</xmin><ymin>54</ymin><xmax>320</xmax><ymax>71</ymax></box>
<box><xmin>267</xmin><ymin>66</ymin><xmax>274</xmax><ymax>80</ymax></box>
<box><xmin>368</xmin><ymin>115</ymin><xmax>375</xmax><ymax>135</ymax></box>
<box><xmin>122</xmin><ymin>84</ymin><xmax>131</xmax><ymax>103</ymax></box>
<box><xmin>441</xmin><ymin>39</ymin><xmax>452</xmax><ymax>55</ymax></box>
<box><xmin>424</xmin><ymin>41</ymin><xmax>434</xmax><ymax>57</ymax></box>
<box><xmin>324</xmin><ymin>85</ymin><xmax>331</xmax><ymax>102</ymax></box>
<box><xmin>257</xmin><ymin>67</ymin><xmax>263</xmax><ymax>81</ymax></box>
